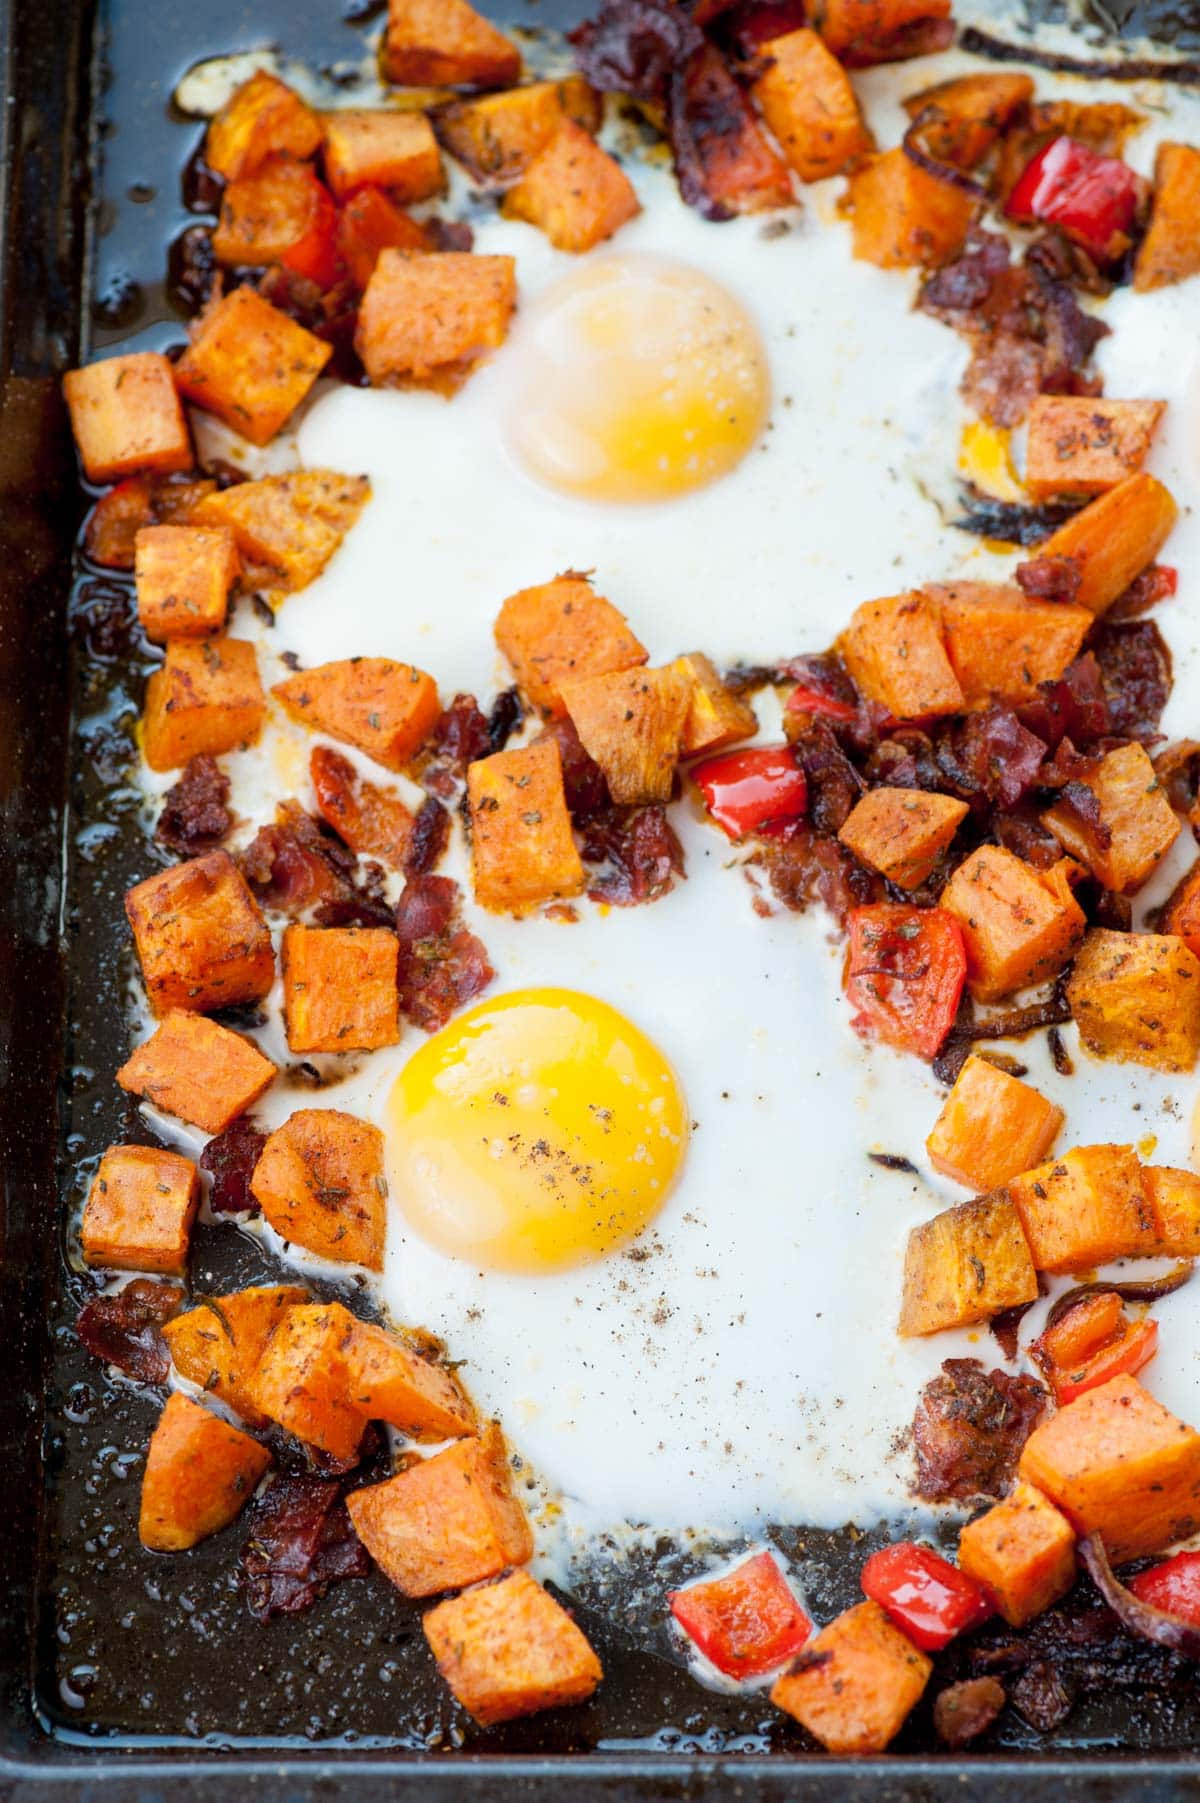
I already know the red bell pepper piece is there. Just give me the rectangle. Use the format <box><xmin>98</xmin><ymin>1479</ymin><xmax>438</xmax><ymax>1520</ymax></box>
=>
<box><xmin>668</xmin><ymin>1550</ymin><xmax>812</xmax><ymax>1680</ymax></box>
<box><xmin>1031</xmin><ymin>1292</ymin><xmax>1158</xmax><ymax>1405</ymax></box>
<box><xmin>1053</xmin><ymin>1317</ymin><xmax>1158</xmax><ymax>1406</ymax></box>
<box><xmin>1129</xmin><ymin>1549</ymin><xmax>1200</xmax><ymax>1622</ymax></box>
<box><xmin>843</xmin><ymin>903</ymin><xmax>966</xmax><ymax>1061</ymax></box>
<box><xmin>693</xmin><ymin>746</ymin><xmax>808</xmax><ymax>840</ymax></box>
<box><xmin>280</xmin><ymin>173</ymin><xmax>340</xmax><ymax>288</ymax></box>
<box><xmin>786</xmin><ymin>684</ymin><xmax>858</xmax><ymax>726</ymax></box>
<box><xmin>1006</xmin><ymin>135</ymin><xmax>1139</xmax><ymax>263</ymax></box>
<box><xmin>860</xmin><ymin>1542</ymin><xmax>993</xmax><ymax>1652</ymax></box>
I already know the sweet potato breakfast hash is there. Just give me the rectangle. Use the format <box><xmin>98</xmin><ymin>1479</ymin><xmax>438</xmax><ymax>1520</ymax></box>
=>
<box><xmin>60</xmin><ymin>0</ymin><xmax>1200</xmax><ymax>1753</ymax></box>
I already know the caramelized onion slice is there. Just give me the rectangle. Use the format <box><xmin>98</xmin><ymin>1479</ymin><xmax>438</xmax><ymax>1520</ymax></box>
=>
<box><xmin>1080</xmin><ymin>1536</ymin><xmax>1200</xmax><ymax>1661</ymax></box>
<box><xmin>1042</xmin><ymin>1264</ymin><xmax>1193</xmax><ymax>1333</ymax></box>
<box><xmin>902</xmin><ymin>110</ymin><xmax>991</xmax><ymax>200</ymax></box>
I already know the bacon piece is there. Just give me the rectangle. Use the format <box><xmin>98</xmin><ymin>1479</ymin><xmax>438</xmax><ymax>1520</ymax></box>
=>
<box><xmin>156</xmin><ymin>755</ymin><xmax>233</xmax><ymax>855</ymax></box>
<box><xmin>395</xmin><ymin>874</ymin><xmax>494</xmax><ymax>1031</ymax></box>
<box><xmin>199</xmin><ymin>1117</ymin><xmax>267</xmax><ymax>1216</ymax></box>
<box><xmin>582</xmin><ymin>804</ymin><xmax>684</xmax><ymax>906</ymax></box>
<box><xmin>668</xmin><ymin>43</ymin><xmax>793</xmax><ymax>219</ymax></box>
<box><xmin>241</xmin><ymin>802</ymin><xmax>393</xmax><ymax>927</ymax></box>
<box><xmin>913</xmin><ymin>1358</ymin><xmax>1048</xmax><ymax>1503</ymax></box>
<box><xmin>1015</xmin><ymin>555</ymin><xmax>1084</xmax><ymax>605</ymax></box>
<box><xmin>1089</xmin><ymin>621</ymin><xmax>1172</xmax><ymax>743</ymax></box>
<box><xmin>934</xmin><ymin>708</ymin><xmax>1048</xmax><ymax>811</ymax></box>
<box><xmin>1016</xmin><ymin>653</ymin><xmax>1109</xmax><ymax>750</ymax></box>
<box><xmin>76</xmin><ymin>1278</ymin><xmax>186</xmax><ymax>1383</ymax></box>
<box><xmin>933</xmin><ymin>1676</ymin><xmax>1006</xmax><ymax>1747</ymax></box>
<box><xmin>404</xmin><ymin>796</ymin><xmax>450</xmax><ymax>877</ymax></box>
<box><xmin>241</xmin><ymin>1473</ymin><xmax>370</xmax><ymax>1620</ymax></box>
<box><xmin>310</xmin><ymin>745</ymin><xmax>414</xmax><ymax>868</ymax></box>
<box><xmin>535</xmin><ymin>716</ymin><xmax>610</xmax><ymax>821</ymax></box>
<box><xmin>417</xmin><ymin>693</ymin><xmax>491</xmax><ymax>800</ymax></box>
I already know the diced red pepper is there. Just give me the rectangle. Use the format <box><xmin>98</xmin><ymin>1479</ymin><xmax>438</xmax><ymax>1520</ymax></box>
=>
<box><xmin>843</xmin><ymin>903</ymin><xmax>967</xmax><ymax>1061</ymax></box>
<box><xmin>1006</xmin><ymin>135</ymin><xmax>1140</xmax><ymax>263</ymax></box>
<box><xmin>1054</xmin><ymin>1317</ymin><xmax>1158</xmax><ymax>1406</ymax></box>
<box><xmin>860</xmin><ymin>1542</ymin><xmax>993</xmax><ymax>1652</ymax></box>
<box><xmin>786</xmin><ymin>684</ymin><xmax>858</xmax><ymax>726</ymax></box>
<box><xmin>1129</xmin><ymin>1549</ymin><xmax>1200</xmax><ymax>1622</ymax></box>
<box><xmin>668</xmin><ymin>1550</ymin><xmax>812</xmax><ymax>1680</ymax></box>
<box><xmin>280</xmin><ymin>174</ymin><xmax>340</xmax><ymax>288</ymax></box>
<box><xmin>1031</xmin><ymin>1292</ymin><xmax>1158</xmax><ymax>1405</ymax></box>
<box><xmin>336</xmin><ymin>186</ymin><xmax>430</xmax><ymax>290</ymax></box>
<box><xmin>693</xmin><ymin>746</ymin><xmax>808</xmax><ymax>840</ymax></box>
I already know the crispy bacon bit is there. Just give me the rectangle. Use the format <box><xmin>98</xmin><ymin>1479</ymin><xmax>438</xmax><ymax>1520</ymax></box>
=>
<box><xmin>1010</xmin><ymin>1659</ymin><xmax>1074</xmax><ymax>1733</ymax></box>
<box><xmin>1089</xmin><ymin>621</ymin><xmax>1172</xmax><ymax>743</ymax></box>
<box><xmin>256</xmin><ymin>266</ymin><xmax>363</xmax><ymax>385</ymax></box>
<box><xmin>404</xmin><ymin>795</ymin><xmax>450</xmax><ymax>877</ymax></box>
<box><xmin>156</xmin><ymin>755</ymin><xmax>232</xmax><ymax>855</ymax></box>
<box><xmin>536</xmin><ymin>716</ymin><xmax>611</xmax><ymax>822</ymax></box>
<box><xmin>199</xmin><ymin>1117</ymin><xmax>267</xmax><ymax>1216</ymax></box>
<box><xmin>1017</xmin><ymin>652</ymin><xmax>1109</xmax><ymax>750</ymax></box>
<box><xmin>395</xmin><ymin>874</ymin><xmax>494</xmax><ymax>1031</ymax></box>
<box><xmin>241</xmin><ymin>802</ymin><xmax>392</xmax><ymax>926</ymax></box>
<box><xmin>582</xmin><ymin>804</ymin><xmax>685</xmax><ymax>906</ymax></box>
<box><xmin>757</xmin><ymin>827</ymin><xmax>878</xmax><ymax>928</ymax></box>
<box><xmin>1109</xmin><ymin>563</ymin><xmax>1178</xmax><ymax>622</ymax></box>
<box><xmin>791</xmin><ymin>721</ymin><xmax>864</xmax><ymax>834</ymax></box>
<box><xmin>668</xmin><ymin>43</ymin><xmax>792</xmax><ymax>220</ymax></box>
<box><xmin>241</xmin><ymin>1473</ymin><xmax>370</xmax><ymax>1621</ymax></box>
<box><xmin>913</xmin><ymin>1358</ymin><xmax>1048</xmax><ymax>1503</ymax></box>
<box><xmin>1015</xmin><ymin>554</ymin><xmax>1083</xmax><ymax>604</ymax></box>
<box><xmin>487</xmin><ymin>686</ymin><xmax>524</xmax><ymax>755</ymax></box>
<box><xmin>936</xmin><ymin>708</ymin><xmax>1048</xmax><ymax>811</ymax></box>
<box><xmin>933</xmin><ymin>1676</ymin><xmax>1006</xmax><ymax>1747</ymax></box>
<box><xmin>310</xmin><ymin>745</ymin><xmax>413</xmax><ymax>869</ymax></box>
<box><xmin>75</xmin><ymin>1279</ymin><xmax>186</xmax><ymax>1383</ymax></box>
<box><xmin>419</xmin><ymin>693</ymin><xmax>491</xmax><ymax>799</ymax></box>
<box><xmin>570</xmin><ymin>0</ymin><xmax>703</xmax><ymax>101</ymax></box>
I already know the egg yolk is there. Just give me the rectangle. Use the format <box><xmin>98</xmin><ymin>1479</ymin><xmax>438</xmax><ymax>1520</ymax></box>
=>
<box><xmin>386</xmin><ymin>988</ymin><xmax>688</xmax><ymax>1274</ymax></box>
<box><xmin>505</xmin><ymin>254</ymin><xmax>770</xmax><ymax>503</ymax></box>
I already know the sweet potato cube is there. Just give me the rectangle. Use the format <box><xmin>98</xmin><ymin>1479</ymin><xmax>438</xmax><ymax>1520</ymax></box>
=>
<box><xmin>383</xmin><ymin>0</ymin><xmax>521</xmax><ymax>88</ymax></box>
<box><xmin>193</xmin><ymin>470</ymin><xmax>370</xmax><ymax>595</ymax></box>
<box><xmin>899</xmin><ymin>1190</ymin><xmax>1038</xmax><ymax>1336</ymax></box>
<box><xmin>163</xmin><ymin>1284</ymin><xmax>309</xmax><ymax>1426</ymax></box>
<box><xmin>82</xmin><ymin>1144</ymin><xmax>199</xmax><ymax>1276</ymax></box>
<box><xmin>337</xmin><ymin>187</ymin><xmax>431</xmax><ymax>288</ymax></box>
<box><xmin>1043</xmin><ymin>744</ymin><xmax>1179</xmax><ymax>893</ymax></box>
<box><xmin>1025</xmin><ymin>397</ymin><xmax>1166</xmax><ymax>501</ymax></box>
<box><xmin>838</xmin><ymin>591</ymin><xmax>963</xmax><ymax>720</ymax></box>
<box><xmin>1019</xmin><ymin>1375</ymin><xmax>1200</xmax><ymax>1563</ymax></box>
<box><xmin>134</xmin><ymin>524</ymin><xmax>238</xmax><ymax>642</ymax></box>
<box><xmin>344</xmin><ymin>1319</ymin><xmax>475</xmax><ymax>1440</ymax></box>
<box><xmin>930</xmin><ymin>581</ymin><xmax>1091</xmax><ymax>708</ymax></box>
<box><xmin>322</xmin><ymin>110</ymin><xmax>443</xmax><ymax>203</ymax></box>
<box><xmin>434</xmin><ymin>78</ymin><xmax>601</xmax><ymax>184</ymax></box>
<box><xmin>142</xmin><ymin>636</ymin><xmax>266</xmax><ymax>772</ymax></box>
<box><xmin>212</xmin><ymin>156</ymin><xmax>334</xmax><ymax>270</ymax></box>
<box><xmin>204</xmin><ymin>70</ymin><xmax>323</xmax><ymax>182</ymax></box>
<box><xmin>502</xmin><ymin>120</ymin><xmax>639</xmax><ymax>254</ymax></box>
<box><xmin>310</xmin><ymin>745</ymin><xmax>415</xmax><ymax>866</ymax></box>
<box><xmin>815</xmin><ymin>0</ymin><xmax>952</xmax><ymax>58</ymax></box>
<box><xmin>1161</xmin><ymin>859</ymin><xmax>1200</xmax><ymax>959</ymax></box>
<box><xmin>1008</xmin><ymin>1143</ymin><xmax>1157</xmax><ymax>1274</ymax></box>
<box><xmin>838</xmin><ymin>787</ymin><xmax>967</xmax><ymax>890</ymax></box>
<box><xmin>848</xmin><ymin>147</ymin><xmax>976</xmax><ymax>270</ymax></box>
<box><xmin>251</xmin><ymin>1108</ymin><xmax>386</xmax><ymax>1269</ymax></box>
<box><xmin>926</xmin><ymin>1054</ymin><xmax>1063</xmax><ymax>1192</ymax></box>
<box><xmin>673</xmin><ymin>652</ymin><xmax>757</xmax><ymax>757</ymax></box>
<box><xmin>558</xmin><ymin>665</ymin><xmax>691</xmax><ymax>805</ymax></box>
<box><xmin>139</xmin><ymin>1393</ymin><xmax>271</xmax><ymax>1551</ymax></box>
<box><xmin>125</xmin><ymin>849</ymin><xmax>274</xmax><ymax>1015</ymax></box>
<box><xmin>941</xmin><ymin>847</ymin><xmax>1085</xmax><ymax>1003</ymax></box>
<box><xmin>174</xmin><ymin>287</ymin><xmax>332</xmax><ymax>447</ymax></box>
<box><xmin>63</xmin><ymin>352</ymin><xmax>192</xmax><ymax>484</ymax></box>
<box><xmin>467</xmin><ymin>739</ymin><xmax>585</xmax><ymax>915</ymax></box>
<box><xmin>117</xmin><ymin>1010</ymin><xmax>277</xmax><ymax>1134</ymax></box>
<box><xmin>424</xmin><ymin>1570</ymin><xmax>603</xmax><ymax>1726</ymax></box>
<box><xmin>957</xmin><ymin>1481</ymin><xmax>1076</xmax><ymax>1627</ymax></box>
<box><xmin>902</xmin><ymin>71</ymin><xmax>1033</xmax><ymax>171</ymax></box>
<box><xmin>495</xmin><ymin>574</ymin><xmax>647</xmax><ymax>716</ymax></box>
<box><xmin>1134</xmin><ymin>142</ymin><xmax>1200</xmax><ymax>293</ymax></box>
<box><xmin>356</xmin><ymin>250</ymin><xmax>516</xmax><ymax>385</ymax></box>
<box><xmin>346</xmin><ymin>1425</ymin><xmax>533</xmax><ymax>1597</ymax></box>
<box><xmin>770</xmin><ymin>1599</ymin><xmax>932</xmax><ymax>1755</ymax></box>
<box><xmin>1142</xmin><ymin>1165</ymin><xmax>1200</xmax><ymax>1258</ymax></box>
<box><xmin>1033</xmin><ymin>472</ymin><xmax>1179</xmax><ymax>616</ymax></box>
<box><xmin>281</xmin><ymin>924</ymin><xmax>400</xmax><ymax>1054</ymax></box>
<box><xmin>1067</xmin><ymin>929</ymin><xmax>1200</xmax><ymax>1073</ymax></box>
<box><xmin>752</xmin><ymin>29</ymin><xmax>871</xmax><ymax>183</ymax></box>
<box><xmin>273</xmin><ymin>656</ymin><xmax>440</xmax><ymax>771</ymax></box>
<box><xmin>248</xmin><ymin>1300</ymin><xmax>366</xmax><ymax>1462</ymax></box>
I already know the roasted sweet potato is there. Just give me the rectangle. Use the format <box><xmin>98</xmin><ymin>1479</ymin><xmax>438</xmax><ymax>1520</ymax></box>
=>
<box><xmin>134</xmin><ymin>524</ymin><xmax>238</xmax><ymax>642</ymax></box>
<box><xmin>274</xmin><ymin>656</ymin><xmax>439</xmax><ymax>772</ymax></box>
<box><xmin>502</xmin><ymin>120</ymin><xmax>640</xmax><ymax>253</ymax></box>
<box><xmin>1024</xmin><ymin>397</ymin><xmax>1166</xmax><ymax>501</ymax></box>
<box><xmin>752</xmin><ymin>29</ymin><xmax>871</xmax><ymax>183</ymax></box>
<box><xmin>382</xmin><ymin>0</ymin><xmax>522</xmax><ymax>89</ymax></box>
<box><xmin>125</xmin><ymin>849</ymin><xmax>275</xmax><ymax>1015</ymax></box>
<box><xmin>956</xmin><ymin>1480</ymin><xmax>1076</xmax><ymax>1627</ymax></box>
<box><xmin>1043</xmin><ymin>743</ymin><xmax>1179</xmax><ymax>893</ymax></box>
<box><xmin>770</xmin><ymin>1599</ymin><xmax>932</xmax><ymax>1755</ymax></box>
<box><xmin>322</xmin><ymin>109</ymin><xmax>444</xmax><ymax>202</ymax></box>
<box><xmin>204</xmin><ymin>70</ymin><xmax>324</xmax><ymax>182</ymax></box>
<box><xmin>63</xmin><ymin>352</ymin><xmax>192</xmax><ymax>484</ymax></box>
<box><xmin>139</xmin><ymin>1393</ymin><xmax>271</xmax><ymax>1551</ymax></box>
<box><xmin>281</xmin><ymin>923</ymin><xmax>400</xmax><ymax>1054</ymax></box>
<box><xmin>1161</xmin><ymin>860</ymin><xmax>1200</xmax><ymax>959</ymax></box>
<box><xmin>424</xmin><ymin>1570</ymin><xmax>603</xmax><ymax>1726</ymax></box>
<box><xmin>82</xmin><ymin>1144</ymin><xmax>200</xmax><ymax>1276</ymax></box>
<box><xmin>902</xmin><ymin>72</ymin><xmax>1033</xmax><ymax>171</ymax></box>
<box><xmin>495</xmin><ymin>574</ymin><xmax>647</xmax><ymax>716</ymax></box>
<box><xmin>346</xmin><ymin>1425</ymin><xmax>533</xmax><ymax>1597</ymax></box>
<box><xmin>941</xmin><ymin>847</ymin><xmax>1085</xmax><ymax>1003</ymax></box>
<box><xmin>336</xmin><ymin>186</ymin><xmax>431</xmax><ymax>288</ymax></box>
<box><xmin>435</xmin><ymin>78</ymin><xmax>601</xmax><ymax>184</ymax></box>
<box><xmin>558</xmin><ymin>665</ymin><xmax>690</xmax><ymax>806</ymax></box>
<box><xmin>248</xmin><ymin>1299</ymin><xmax>367</xmax><ymax>1462</ymax></box>
<box><xmin>811</xmin><ymin>0</ymin><xmax>951</xmax><ymax>59</ymax></box>
<box><xmin>356</xmin><ymin>250</ymin><xmax>516</xmax><ymax>385</ymax></box>
<box><xmin>117</xmin><ymin>1011</ymin><xmax>276</xmax><ymax>1134</ymax></box>
<box><xmin>1142</xmin><ymin>1165</ymin><xmax>1200</xmax><ymax>1257</ymax></box>
<box><xmin>1134</xmin><ymin>143</ymin><xmax>1200</xmax><ymax>293</ymax></box>
<box><xmin>344</xmin><ymin>1319</ymin><xmax>475</xmax><ymax>1441</ymax></box>
<box><xmin>848</xmin><ymin>148</ymin><xmax>976</xmax><ymax>269</ymax></box>
<box><xmin>310</xmin><ymin>745</ymin><xmax>415</xmax><ymax>866</ymax></box>
<box><xmin>174</xmin><ymin>287</ymin><xmax>332</xmax><ymax>447</ymax></box>
<box><xmin>467</xmin><ymin>738</ymin><xmax>585</xmax><ymax>914</ymax></box>
<box><xmin>163</xmin><ymin>1284</ymin><xmax>309</xmax><ymax>1426</ymax></box>
<box><xmin>212</xmin><ymin>155</ymin><xmax>335</xmax><ymax>275</ymax></box>
<box><xmin>838</xmin><ymin>787</ymin><xmax>967</xmax><ymax>890</ymax></box>
<box><xmin>251</xmin><ymin>1108</ymin><xmax>387</xmax><ymax>1269</ymax></box>
<box><xmin>838</xmin><ymin>591</ymin><xmax>963</xmax><ymax>719</ymax></box>
<box><xmin>142</xmin><ymin>636</ymin><xmax>266</xmax><ymax>772</ymax></box>
<box><xmin>899</xmin><ymin>1191</ymin><xmax>1038</xmax><ymax>1336</ymax></box>
<box><xmin>193</xmin><ymin>470</ymin><xmax>370</xmax><ymax>596</ymax></box>
<box><xmin>1032</xmin><ymin>472</ymin><xmax>1179</xmax><ymax>616</ymax></box>
<box><xmin>930</xmin><ymin>582</ymin><xmax>1091</xmax><ymax>708</ymax></box>
<box><xmin>672</xmin><ymin>652</ymin><xmax>757</xmax><ymax>758</ymax></box>
<box><xmin>1008</xmin><ymin>1143</ymin><xmax>1157</xmax><ymax>1273</ymax></box>
<box><xmin>1067</xmin><ymin>929</ymin><xmax>1200</xmax><ymax>1073</ymax></box>
<box><xmin>926</xmin><ymin>1055</ymin><xmax>1063</xmax><ymax>1193</ymax></box>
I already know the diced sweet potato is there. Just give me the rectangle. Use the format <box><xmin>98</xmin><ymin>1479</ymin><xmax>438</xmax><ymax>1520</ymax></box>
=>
<box><xmin>356</xmin><ymin>250</ymin><xmax>516</xmax><ymax>385</ymax></box>
<box><xmin>752</xmin><ymin>29</ymin><xmax>871</xmax><ymax>182</ymax></box>
<box><xmin>957</xmin><ymin>1480</ymin><xmax>1076</xmax><ymax>1627</ymax></box>
<box><xmin>212</xmin><ymin>155</ymin><xmax>334</xmax><ymax>272</ymax></box>
<box><xmin>1043</xmin><ymin>743</ymin><xmax>1179</xmax><ymax>893</ymax></box>
<box><xmin>174</xmin><ymin>287</ymin><xmax>332</xmax><ymax>447</ymax></box>
<box><xmin>941</xmin><ymin>847</ymin><xmax>1085</xmax><ymax>1003</ymax></box>
<box><xmin>125</xmin><ymin>849</ymin><xmax>274</xmax><ymax>1015</ymax></box>
<box><xmin>435</xmin><ymin>78</ymin><xmax>601</xmax><ymax>184</ymax></box>
<box><xmin>193</xmin><ymin>470</ymin><xmax>370</xmax><ymax>596</ymax></box>
<box><xmin>1161</xmin><ymin>859</ymin><xmax>1200</xmax><ymax>959</ymax></box>
<box><xmin>929</xmin><ymin>581</ymin><xmax>1091</xmax><ymax>708</ymax></box>
<box><xmin>322</xmin><ymin>110</ymin><xmax>443</xmax><ymax>203</ymax></box>
<box><xmin>899</xmin><ymin>1190</ymin><xmax>1038</xmax><ymax>1336</ymax></box>
<box><xmin>139</xmin><ymin>1392</ymin><xmax>271</xmax><ymax>1551</ymax></box>
<box><xmin>63</xmin><ymin>352</ymin><xmax>192</xmax><ymax>484</ymax></box>
<box><xmin>770</xmin><ymin>1599</ymin><xmax>932</xmax><ymax>1755</ymax></box>
<box><xmin>204</xmin><ymin>70</ymin><xmax>324</xmax><ymax>182</ymax></box>
<box><xmin>252</xmin><ymin>1108</ymin><xmax>386</xmax><ymax>1269</ymax></box>
<box><xmin>838</xmin><ymin>591</ymin><xmax>963</xmax><ymax>719</ymax></box>
<box><xmin>1019</xmin><ymin>1374</ymin><xmax>1200</xmax><ymax>1562</ymax></box>
<box><xmin>495</xmin><ymin>574</ymin><xmax>647</xmax><ymax>716</ymax></box>
<box><xmin>1142</xmin><ymin>1165</ymin><xmax>1200</xmax><ymax>1258</ymax></box>
<box><xmin>813</xmin><ymin>0</ymin><xmax>951</xmax><ymax>58</ymax></box>
<box><xmin>344</xmin><ymin>1319</ymin><xmax>475</xmax><ymax>1440</ymax></box>
<box><xmin>336</xmin><ymin>187</ymin><xmax>431</xmax><ymax>288</ymax></box>
<box><xmin>424</xmin><ymin>1570</ymin><xmax>603</xmax><ymax>1726</ymax></box>
<box><xmin>467</xmin><ymin>738</ymin><xmax>585</xmax><ymax>915</ymax></box>
<box><xmin>346</xmin><ymin>1425</ymin><xmax>533</xmax><ymax>1597</ymax></box>
<box><xmin>673</xmin><ymin>652</ymin><xmax>758</xmax><ymax>757</ymax></box>
<box><xmin>310</xmin><ymin>745</ymin><xmax>415</xmax><ymax>866</ymax></box>
<box><xmin>82</xmin><ymin>1144</ymin><xmax>200</xmax><ymax>1276</ymax></box>
<box><xmin>134</xmin><ymin>524</ymin><xmax>238</xmax><ymax>642</ymax></box>
<box><xmin>502</xmin><ymin>120</ymin><xmax>640</xmax><ymax>254</ymax></box>
<box><xmin>926</xmin><ymin>1054</ymin><xmax>1063</xmax><ymax>1193</ymax></box>
<box><xmin>163</xmin><ymin>1284</ymin><xmax>309</xmax><ymax>1426</ymax></box>
<box><xmin>1008</xmin><ymin>1143</ymin><xmax>1157</xmax><ymax>1274</ymax></box>
<box><xmin>1067</xmin><ymin>929</ymin><xmax>1200</xmax><ymax>1073</ymax></box>
<box><xmin>1134</xmin><ymin>143</ymin><xmax>1200</xmax><ymax>293</ymax></box>
<box><xmin>383</xmin><ymin>0</ymin><xmax>521</xmax><ymax>88</ymax></box>
<box><xmin>248</xmin><ymin>1299</ymin><xmax>366</xmax><ymax>1462</ymax></box>
<box><xmin>838</xmin><ymin>787</ymin><xmax>967</xmax><ymax>890</ymax></box>
<box><xmin>142</xmin><ymin>636</ymin><xmax>266</xmax><ymax>772</ymax></box>
<box><xmin>558</xmin><ymin>665</ymin><xmax>690</xmax><ymax>806</ymax></box>
<box><xmin>1032</xmin><ymin>472</ymin><xmax>1179</xmax><ymax>616</ymax></box>
<box><xmin>281</xmin><ymin>923</ymin><xmax>400</xmax><ymax>1054</ymax></box>
<box><xmin>117</xmin><ymin>1010</ymin><xmax>277</xmax><ymax>1134</ymax></box>
<box><xmin>1025</xmin><ymin>397</ymin><xmax>1166</xmax><ymax>501</ymax></box>
<box><xmin>273</xmin><ymin>656</ymin><xmax>440</xmax><ymax>771</ymax></box>
<box><xmin>848</xmin><ymin>148</ymin><xmax>976</xmax><ymax>269</ymax></box>
<box><xmin>902</xmin><ymin>72</ymin><xmax>1033</xmax><ymax>171</ymax></box>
